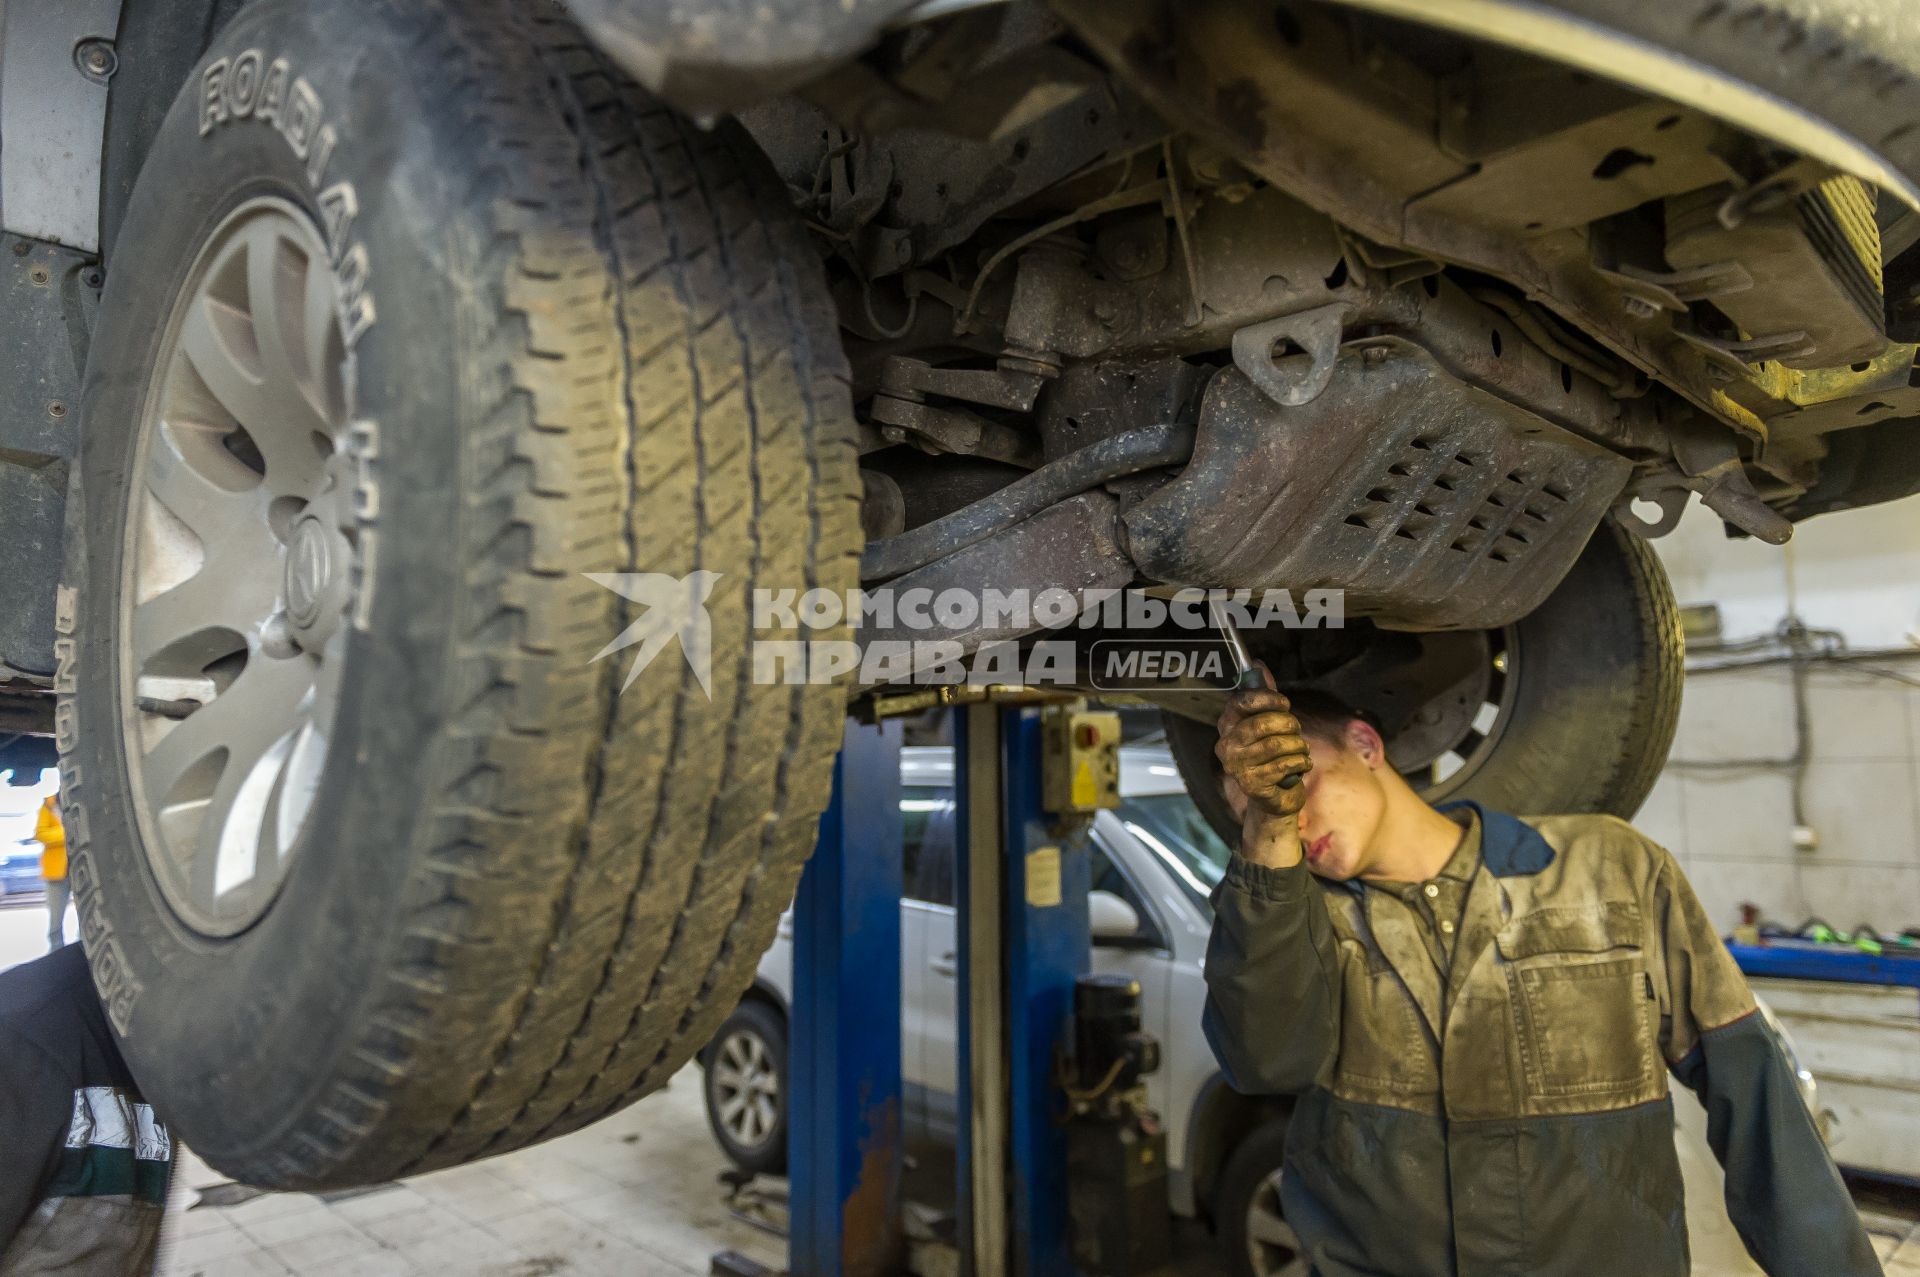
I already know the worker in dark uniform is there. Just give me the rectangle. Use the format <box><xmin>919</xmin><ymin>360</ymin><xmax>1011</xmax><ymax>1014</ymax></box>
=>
<box><xmin>0</xmin><ymin>944</ymin><xmax>173</xmax><ymax>1274</ymax></box>
<box><xmin>1204</xmin><ymin>681</ymin><xmax>1880</xmax><ymax>1277</ymax></box>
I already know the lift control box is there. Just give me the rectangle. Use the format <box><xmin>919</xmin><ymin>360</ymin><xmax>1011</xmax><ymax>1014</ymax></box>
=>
<box><xmin>1041</xmin><ymin>706</ymin><xmax>1122</xmax><ymax>814</ymax></box>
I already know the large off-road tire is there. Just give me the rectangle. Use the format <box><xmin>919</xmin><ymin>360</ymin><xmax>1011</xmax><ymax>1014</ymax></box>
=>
<box><xmin>58</xmin><ymin>0</ymin><xmax>858</xmax><ymax>1189</ymax></box>
<box><xmin>1166</xmin><ymin>519</ymin><xmax>1682</xmax><ymax>836</ymax></box>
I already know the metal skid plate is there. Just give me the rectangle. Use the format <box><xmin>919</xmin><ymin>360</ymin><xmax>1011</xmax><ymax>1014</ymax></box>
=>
<box><xmin>855</xmin><ymin>491</ymin><xmax>1134</xmax><ymax>668</ymax></box>
<box><xmin>1121</xmin><ymin>342</ymin><xmax>1632</xmax><ymax>630</ymax></box>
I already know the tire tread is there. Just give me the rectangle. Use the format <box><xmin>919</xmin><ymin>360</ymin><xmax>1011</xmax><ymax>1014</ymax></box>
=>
<box><xmin>204</xmin><ymin>0</ymin><xmax>855</xmax><ymax>1186</ymax></box>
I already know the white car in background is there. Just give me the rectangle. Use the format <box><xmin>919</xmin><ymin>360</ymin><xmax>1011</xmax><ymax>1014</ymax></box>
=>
<box><xmin>700</xmin><ymin>745</ymin><xmax>1816</xmax><ymax>1277</ymax></box>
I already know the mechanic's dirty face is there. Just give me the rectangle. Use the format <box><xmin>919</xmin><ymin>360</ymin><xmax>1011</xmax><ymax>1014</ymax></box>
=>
<box><xmin>1294</xmin><ymin>727</ymin><xmax>1390</xmax><ymax>882</ymax></box>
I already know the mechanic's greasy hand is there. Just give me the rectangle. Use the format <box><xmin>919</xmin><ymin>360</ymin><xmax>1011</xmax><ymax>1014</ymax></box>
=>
<box><xmin>1215</xmin><ymin>665</ymin><xmax>1311</xmax><ymax>865</ymax></box>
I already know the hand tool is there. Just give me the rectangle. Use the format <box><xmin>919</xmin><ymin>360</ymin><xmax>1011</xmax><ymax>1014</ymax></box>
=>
<box><xmin>1207</xmin><ymin>596</ymin><xmax>1301</xmax><ymax>789</ymax></box>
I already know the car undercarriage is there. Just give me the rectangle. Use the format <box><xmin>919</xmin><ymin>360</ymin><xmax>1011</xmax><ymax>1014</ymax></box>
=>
<box><xmin>719</xmin><ymin>0</ymin><xmax>1919</xmax><ymax>651</ymax></box>
<box><xmin>659</xmin><ymin>0</ymin><xmax>1920</xmax><ymax>815</ymax></box>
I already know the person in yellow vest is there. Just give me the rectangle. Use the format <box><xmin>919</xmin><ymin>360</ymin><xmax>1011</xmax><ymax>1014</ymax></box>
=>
<box><xmin>35</xmin><ymin>795</ymin><xmax>67</xmax><ymax>953</ymax></box>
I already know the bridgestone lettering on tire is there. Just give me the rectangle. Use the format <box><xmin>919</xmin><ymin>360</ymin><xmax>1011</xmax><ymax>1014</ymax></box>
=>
<box><xmin>59</xmin><ymin>0</ymin><xmax>859</xmax><ymax>1189</ymax></box>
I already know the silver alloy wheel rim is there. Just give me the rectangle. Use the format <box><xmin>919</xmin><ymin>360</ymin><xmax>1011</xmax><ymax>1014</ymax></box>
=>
<box><xmin>1247</xmin><ymin>1168</ymin><xmax>1308</xmax><ymax>1277</ymax></box>
<box><xmin>121</xmin><ymin>196</ymin><xmax>353</xmax><ymax>937</ymax></box>
<box><xmin>712</xmin><ymin>1029</ymin><xmax>780</xmax><ymax>1151</ymax></box>
<box><xmin>1397</xmin><ymin>626</ymin><xmax>1519</xmax><ymax>800</ymax></box>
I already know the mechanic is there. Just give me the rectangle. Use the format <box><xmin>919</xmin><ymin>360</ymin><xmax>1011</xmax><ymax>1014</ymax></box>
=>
<box><xmin>1203</xmin><ymin>679</ymin><xmax>1879</xmax><ymax>1277</ymax></box>
<box><xmin>0</xmin><ymin>944</ymin><xmax>173</xmax><ymax>1273</ymax></box>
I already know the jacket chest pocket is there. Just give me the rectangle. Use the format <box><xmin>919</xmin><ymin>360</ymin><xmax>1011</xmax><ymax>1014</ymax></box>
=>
<box><xmin>1497</xmin><ymin>905</ymin><xmax>1657</xmax><ymax>1102</ymax></box>
<box><xmin>1335</xmin><ymin>940</ymin><xmax>1438</xmax><ymax>1097</ymax></box>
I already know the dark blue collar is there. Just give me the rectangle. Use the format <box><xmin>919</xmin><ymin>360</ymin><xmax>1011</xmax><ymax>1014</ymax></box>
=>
<box><xmin>1438</xmin><ymin>800</ymin><xmax>1557</xmax><ymax>877</ymax></box>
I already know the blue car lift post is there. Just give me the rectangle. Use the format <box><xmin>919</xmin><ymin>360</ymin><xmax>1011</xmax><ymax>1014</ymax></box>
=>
<box><xmin>717</xmin><ymin>702</ymin><xmax>1090</xmax><ymax>1277</ymax></box>
<box><xmin>955</xmin><ymin>702</ymin><xmax>1091</xmax><ymax>1277</ymax></box>
<box><xmin>786</xmin><ymin>717</ymin><xmax>907</xmax><ymax>1277</ymax></box>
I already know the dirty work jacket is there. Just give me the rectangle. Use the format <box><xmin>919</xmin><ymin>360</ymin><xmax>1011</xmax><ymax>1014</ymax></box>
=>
<box><xmin>0</xmin><ymin>945</ymin><xmax>172</xmax><ymax>1276</ymax></box>
<box><xmin>1202</xmin><ymin>803</ymin><xmax>1880</xmax><ymax>1277</ymax></box>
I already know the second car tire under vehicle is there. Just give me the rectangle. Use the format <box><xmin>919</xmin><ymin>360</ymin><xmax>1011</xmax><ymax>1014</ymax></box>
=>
<box><xmin>1164</xmin><ymin>517</ymin><xmax>1684</xmax><ymax>837</ymax></box>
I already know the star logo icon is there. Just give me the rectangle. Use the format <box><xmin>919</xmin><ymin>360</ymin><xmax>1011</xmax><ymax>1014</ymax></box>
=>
<box><xmin>585</xmin><ymin>570</ymin><xmax>724</xmax><ymax>697</ymax></box>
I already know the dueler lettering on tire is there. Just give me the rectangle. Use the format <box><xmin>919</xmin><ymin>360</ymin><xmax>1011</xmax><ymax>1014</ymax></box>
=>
<box><xmin>60</xmin><ymin>0</ymin><xmax>859</xmax><ymax>1190</ymax></box>
<box><xmin>53</xmin><ymin>584</ymin><xmax>144</xmax><ymax>1037</ymax></box>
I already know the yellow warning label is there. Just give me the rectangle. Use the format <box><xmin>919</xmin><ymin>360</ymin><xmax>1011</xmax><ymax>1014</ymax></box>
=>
<box><xmin>1026</xmin><ymin>846</ymin><xmax>1062</xmax><ymax>909</ymax></box>
<box><xmin>1071</xmin><ymin>759</ymin><xmax>1097</xmax><ymax>809</ymax></box>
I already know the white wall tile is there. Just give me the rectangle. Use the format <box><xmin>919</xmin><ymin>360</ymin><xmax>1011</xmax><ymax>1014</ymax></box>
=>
<box><xmin>1634</xmin><ymin>772</ymin><xmax>1689</xmax><ymax>861</ymax></box>
<box><xmin>1676</xmin><ymin>771</ymin><xmax>1797</xmax><ymax>863</ymax></box>
<box><xmin>1677</xmin><ymin>858</ymin><xmax>1809</xmax><ymax>931</ymax></box>
<box><xmin>1670</xmin><ymin>669</ymin><xmax>1797</xmax><ymax>764</ymax></box>
<box><xmin>1645</xmin><ymin>494</ymin><xmax>1920</xmax><ymax>941</ymax></box>
<box><xmin>1798</xmin><ymin>760</ymin><xmax>1920</xmax><ymax>869</ymax></box>
<box><xmin>1793</xmin><ymin>863</ymin><xmax>1920</xmax><ymax>934</ymax></box>
<box><xmin>1804</xmin><ymin>670</ymin><xmax>1916</xmax><ymax>762</ymax></box>
<box><xmin>1909</xmin><ymin>684</ymin><xmax>1920</xmax><ymax>798</ymax></box>
<box><xmin>1655</xmin><ymin>493</ymin><xmax>1920</xmax><ymax>650</ymax></box>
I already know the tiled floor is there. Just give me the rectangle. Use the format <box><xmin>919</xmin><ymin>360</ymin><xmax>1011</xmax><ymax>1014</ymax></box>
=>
<box><xmin>160</xmin><ymin>1069</ymin><xmax>786</xmax><ymax>1277</ymax></box>
<box><xmin>1879</xmin><ymin>1226</ymin><xmax>1920</xmax><ymax>1277</ymax></box>
<box><xmin>1861</xmin><ymin>1188</ymin><xmax>1920</xmax><ymax>1277</ymax></box>
<box><xmin>158</xmin><ymin>1061</ymin><xmax>1920</xmax><ymax>1277</ymax></box>
<box><xmin>3</xmin><ymin>903</ymin><xmax>1914</xmax><ymax>1276</ymax></box>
